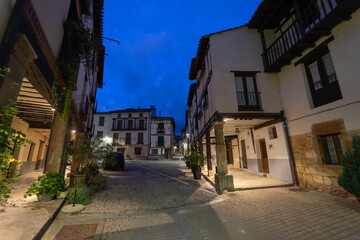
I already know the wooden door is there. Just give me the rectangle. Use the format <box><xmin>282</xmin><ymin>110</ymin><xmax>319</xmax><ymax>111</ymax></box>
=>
<box><xmin>241</xmin><ymin>140</ymin><xmax>247</xmax><ymax>168</ymax></box>
<box><xmin>225</xmin><ymin>139</ymin><xmax>234</xmax><ymax>164</ymax></box>
<box><xmin>259</xmin><ymin>139</ymin><xmax>269</xmax><ymax>173</ymax></box>
<box><xmin>139</xmin><ymin>120</ymin><xmax>144</xmax><ymax>129</ymax></box>
<box><xmin>117</xmin><ymin>120</ymin><xmax>122</xmax><ymax>129</ymax></box>
<box><xmin>128</xmin><ymin>120</ymin><xmax>133</xmax><ymax>129</ymax></box>
<box><xmin>35</xmin><ymin>141</ymin><xmax>44</xmax><ymax>170</ymax></box>
<box><xmin>113</xmin><ymin>133</ymin><xmax>119</xmax><ymax>144</ymax></box>
<box><xmin>126</xmin><ymin>133</ymin><xmax>131</xmax><ymax>144</ymax></box>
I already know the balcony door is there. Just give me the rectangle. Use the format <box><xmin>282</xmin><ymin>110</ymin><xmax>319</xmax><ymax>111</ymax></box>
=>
<box><xmin>139</xmin><ymin>120</ymin><xmax>144</xmax><ymax>129</ymax></box>
<box><xmin>128</xmin><ymin>120</ymin><xmax>133</xmax><ymax>130</ymax></box>
<box><xmin>235</xmin><ymin>74</ymin><xmax>261</xmax><ymax>111</ymax></box>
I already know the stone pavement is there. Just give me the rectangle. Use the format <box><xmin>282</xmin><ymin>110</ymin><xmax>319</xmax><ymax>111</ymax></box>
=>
<box><xmin>202</xmin><ymin>166</ymin><xmax>293</xmax><ymax>190</ymax></box>
<box><xmin>0</xmin><ymin>170</ymin><xmax>65</xmax><ymax>240</ymax></box>
<box><xmin>42</xmin><ymin>160</ymin><xmax>360</xmax><ymax>240</ymax></box>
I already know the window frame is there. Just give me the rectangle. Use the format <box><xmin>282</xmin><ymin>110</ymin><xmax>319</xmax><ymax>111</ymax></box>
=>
<box><xmin>234</xmin><ymin>72</ymin><xmax>261</xmax><ymax>111</ymax></box>
<box><xmin>318</xmin><ymin>133</ymin><xmax>343</xmax><ymax>165</ymax></box>
<box><xmin>303</xmin><ymin>46</ymin><xmax>342</xmax><ymax>108</ymax></box>
<box><xmin>99</xmin><ymin>116</ymin><xmax>105</xmax><ymax>126</ymax></box>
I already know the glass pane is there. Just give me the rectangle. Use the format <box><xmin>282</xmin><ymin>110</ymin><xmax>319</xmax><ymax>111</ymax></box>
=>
<box><xmin>246</xmin><ymin>77</ymin><xmax>255</xmax><ymax>92</ymax></box>
<box><xmin>308</xmin><ymin>61</ymin><xmax>323</xmax><ymax>90</ymax></box>
<box><xmin>235</xmin><ymin>77</ymin><xmax>244</xmax><ymax>92</ymax></box>
<box><xmin>322</xmin><ymin>53</ymin><xmax>337</xmax><ymax>83</ymax></box>
<box><xmin>324</xmin><ymin>136</ymin><xmax>338</xmax><ymax>164</ymax></box>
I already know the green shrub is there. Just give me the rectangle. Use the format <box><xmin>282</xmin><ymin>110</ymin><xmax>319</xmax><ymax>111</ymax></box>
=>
<box><xmin>67</xmin><ymin>185</ymin><xmax>91</xmax><ymax>205</ymax></box>
<box><xmin>87</xmin><ymin>173</ymin><xmax>107</xmax><ymax>193</ymax></box>
<box><xmin>338</xmin><ymin>136</ymin><xmax>360</xmax><ymax>197</ymax></box>
<box><xmin>25</xmin><ymin>172</ymin><xmax>65</xmax><ymax>197</ymax></box>
<box><xmin>103</xmin><ymin>154</ymin><xmax>116</xmax><ymax>169</ymax></box>
<box><xmin>189</xmin><ymin>151</ymin><xmax>206</xmax><ymax>170</ymax></box>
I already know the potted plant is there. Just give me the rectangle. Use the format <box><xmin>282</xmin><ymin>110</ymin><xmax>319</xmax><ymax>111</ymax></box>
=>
<box><xmin>25</xmin><ymin>173</ymin><xmax>65</xmax><ymax>202</ymax></box>
<box><xmin>189</xmin><ymin>151</ymin><xmax>206</xmax><ymax>180</ymax></box>
<box><xmin>184</xmin><ymin>155</ymin><xmax>191</xmax><ymax>169</ymax></box>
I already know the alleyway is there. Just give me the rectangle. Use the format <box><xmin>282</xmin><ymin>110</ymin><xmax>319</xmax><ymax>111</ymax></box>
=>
<box><xmin>43</xmin><ymin>160</ymin><xmax>360</xmax><ymax>240</ymax></box>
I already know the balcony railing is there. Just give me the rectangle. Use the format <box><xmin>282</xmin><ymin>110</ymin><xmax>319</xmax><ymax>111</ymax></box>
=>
<box><xmin>237</xmin><ymin>92</ymin><xmax>262</xmax><ymax>111</ymax></box>
<box><xmin>112</xmin><ymin>127</ymin><xmax>147</xmax><ymax>131</ymax></box>
<box><xmin>79</xmin><ymin>94</ymin><xmax>89</xmax><ymax>120</ymax></box>
<box><xmin>263</xmin><ymin>0</ymin><xmax>355</xmax><ymax>72</ymax></box>
<box><xmin>158</xmin><ymin>129</ymin><xmax>164</xmax><ymax>133</ymax></box>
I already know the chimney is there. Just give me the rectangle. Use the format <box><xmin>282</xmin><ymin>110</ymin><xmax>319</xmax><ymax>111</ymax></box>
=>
<box><xmin>150</xmin><ymin>105</ymin><xmax>156</xmax><ymax>117</ymax></box>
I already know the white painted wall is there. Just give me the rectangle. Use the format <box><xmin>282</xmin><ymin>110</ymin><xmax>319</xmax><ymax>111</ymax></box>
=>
<box><xmin>237</xmin><ymin>122</ymin><xmax>293</xmax><ymax>182</ymax></box>
<box><xmin>209</xmin><ymin>28</ymin><xmax>283</xmax><ymax>114</ymax></box>
<box><xmin>278</xmin><ymin>9</ymin><xmax>360</xmax><ymax>136</ymax></box>
<box><xmin>32</xmin><ymin>0</ymin><xmax>71</xmax><ymax>58</ymax></box>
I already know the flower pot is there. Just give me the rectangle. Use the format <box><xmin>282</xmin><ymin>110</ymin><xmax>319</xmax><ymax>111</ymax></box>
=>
<box><xmin>37</xmin><ymin>195</ymin><xmax>53</xmax><ymax>202</ymax></box>
<box><xmin>185</xmin><ymin>161</ymin><xmax>191</xmax><ymax>169</ymax></box>
<box><xmin>193</xmin><ymin>169</ymin><xmax>201</xmax><ymax>180</ymax></box>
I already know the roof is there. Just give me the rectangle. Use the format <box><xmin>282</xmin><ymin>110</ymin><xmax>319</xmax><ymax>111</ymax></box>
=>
<box><xmin>187</xmin><ymin>83</ymin><xmax>197</xmax><ymax>107</ymax></box>
<box><xmin>248</xmin><ymin>0</ymin><xmax>293</xmax><ymax>29</ymax></box>
<box><xmin>96</xmin><ymin>107</ymin><xmax>156</xmax><ymax>114</ymax></box>
<box><xmin>151</xmin><ymin>117</ymin><xmax>176</xmax><ymax>130</ymax></box>
<box><xmin>188</xmin><ymin>25</ymin><xmax>247</xmax><ymax>80</ymax></box>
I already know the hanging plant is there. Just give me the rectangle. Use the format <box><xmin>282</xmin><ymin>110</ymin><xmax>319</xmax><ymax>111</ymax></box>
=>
<box><xmin>51</xmin><ymin>62</ymin><xmax>76</xmax><ymax>122</ymax></box>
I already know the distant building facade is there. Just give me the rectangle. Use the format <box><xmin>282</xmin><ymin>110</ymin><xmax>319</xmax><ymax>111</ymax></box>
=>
<box><xmin>149</xmin><ymin>117</ymin><xmax>176</xmax><ymax>159</ymax></box>
<box><xmin>93</xmin><ymin>106</ymin><xmax>156</xmax><ymax>159</ymax></box>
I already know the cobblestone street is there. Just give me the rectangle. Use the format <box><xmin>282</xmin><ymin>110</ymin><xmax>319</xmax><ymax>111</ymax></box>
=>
<box><xmin>43</xmin><ymin>160</ymin><xmax>360</xmax><ymax>240</ymax></box>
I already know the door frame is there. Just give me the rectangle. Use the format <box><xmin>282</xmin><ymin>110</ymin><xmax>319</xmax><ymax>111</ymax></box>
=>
<box><xmin>259</xmin><ymin>139</ymin><xmax>270</xmax><ymax>174</ymax></box>
<box><xmin>240</xmin><ymin>139</ymin><xmax>247</xmax><ymax>169</ymax></box>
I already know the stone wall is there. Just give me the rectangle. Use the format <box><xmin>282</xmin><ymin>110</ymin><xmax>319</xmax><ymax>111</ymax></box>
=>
<box><xmin>291</xmin><ymin>118</ymin><xmax>360</xmax><ymax>192</ymax></box>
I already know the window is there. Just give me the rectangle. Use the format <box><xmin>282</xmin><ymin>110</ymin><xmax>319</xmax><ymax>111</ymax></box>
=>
<box><xmin>129</xmin><ymin>113</ymin><xmax>132</xmax><ymax>118</ymax></box>
<box><xmin>126</xmin><ymin>133</ymin><xmax>131</xmax><ymax>144</ymax></box>
<box><xmin>318</xmin><ymin>134</ymin><xmax>343</xmax><ymax>165</ymax></box>
<box><xmin>305</xmin><ymin>48</ymin><xmax>342</xmax><ymax>107</ymax></box>
<box><xmin>117</xmin><ymin>120</ymin><xmax>122</xmax><ymax>129</ymax></box>
<box><xmin>117</xmin><ymin>113</ymin><xmax>121</xmax><ymax>118</ymax></box>
<box><xmin>158</xmin><ymin>136</ymin><xmax>164</xmax><ymax>146</ymax></box>
<box><xmin>268</xmin><ymin>127</ymin><xmax>278</xmax><ymax>139</ymax></box>
<box><xmin>140</xmin><ymin>113</ymin><xmax>143</xmax><ymax>117</ymax></box>
<box><xmin>139</xmin><ymin>120</ymin><xmax>145</xmax><ymax>129</ymax></box>
<box><xmin>151</xmin><ymin>149</ymin><xmax>158</xmax><ymax>155</ymax></box>
<box><xmin>128</xmin><ymin>120</ymin><xmax>133</xmax><ymax>130</ymax></box>
<box><xmin>97</xmin><ymin>131</ymin><xmax>103</xmax><ymax>138</ymax></box>
<box><xmin>135</xmin><ymin>148</ymin><xmax>142</xmax><ymax>155</ymax></box>
<box><xmin>234</xmin><ymin>73</ymin><xmax>261</xmax><ymax>111</ymax></box>
<box><xmin>99</xmin><ymin>116</ymin><xmax>105</xmax><ymax>126</ymax></box>
<box><xmin>158</xmin><ymin>123</ymin><xmax>164</xmax><ymax>133</ymax></box>
<box><xmin>138</xmin><ymin>133</ymin><xmax>143</xmax><ymax>144</ymax></box>
<box><xmin>113</xmin><ymin>133</ymin><xmax>119</xmax><ymax>144</ymax></box>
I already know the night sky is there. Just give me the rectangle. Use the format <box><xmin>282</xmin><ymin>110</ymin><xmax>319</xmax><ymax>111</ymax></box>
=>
<box><xmin>97</xmin><ymin>0</ymin><xmax>262</xmax><ymax>135</ymax></box>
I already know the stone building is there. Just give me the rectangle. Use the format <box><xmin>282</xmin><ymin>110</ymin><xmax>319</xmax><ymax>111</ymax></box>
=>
<box><xmin>93</xmin><ymin>106</ymin><xmax>156</xmax><ymax>159</ymax></box>
<box><xmin>149</xmin><ymin>117</ymin><xmax>176</xmax><ymax>159</ymax></box>
<box><xmin>0</xmin><ymin>0</ymin><xmax>104</xmax><ymax>175</ymax></box>
<box><xmin>186</xmin><ymin>0</ymin><xmax>360</xmax><ymax>192</ymax></box>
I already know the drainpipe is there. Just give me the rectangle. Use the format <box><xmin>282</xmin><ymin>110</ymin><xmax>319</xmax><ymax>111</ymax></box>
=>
<box><xmin>283</xmin><ymin>120</ymin><xmax>299</xmax><ymax>186</ymax></box>
<box><xmin>0</xmin><ymin>0</ymin><xmax>27</xmax><ymax>70</ymax></box>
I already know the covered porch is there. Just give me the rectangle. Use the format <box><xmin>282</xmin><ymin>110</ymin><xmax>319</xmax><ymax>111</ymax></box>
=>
<box><xmin>195</xmin><ymin>112</ymin><xmax>295</xmax><ymax>192</ymax></box>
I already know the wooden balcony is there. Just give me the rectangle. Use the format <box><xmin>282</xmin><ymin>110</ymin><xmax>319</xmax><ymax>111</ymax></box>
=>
<box><xmin>263</xmin><ymin>0</ymin><xmax>360</xmax><ymax>72</ymax></box>
<box><xmin>111</xmin><ymin>127</ymin><xmax>147</xmax><ymax>131</ymax></box>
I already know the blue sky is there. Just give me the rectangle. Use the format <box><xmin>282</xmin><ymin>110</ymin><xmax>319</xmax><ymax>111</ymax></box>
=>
<box><xmin>97</xmin><ymin>0</ymin><xmax>262</xmax><ymax>135</ymax></box>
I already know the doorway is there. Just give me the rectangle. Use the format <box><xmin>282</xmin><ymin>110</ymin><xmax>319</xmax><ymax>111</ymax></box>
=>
<box><xmin>35</xmin><ymin>141</ymin><xmax>44</xmax><ymax>170</ymax></box>
<box><xmin>241</xmin><ymin>140</ymin><xmax>247</xmax><ymax>168</ymax></box>
<box><xmin>259</xmin><ymin>139</ymin><xmax>269</xmax><ymax>173</ymax></box>
<box><xmin>225</xmin><ymin>138</ymin><xmax>234</xmax><ymax>164</ymax></box>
